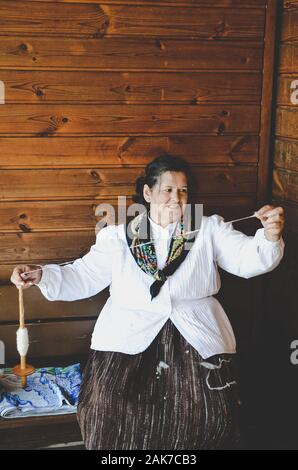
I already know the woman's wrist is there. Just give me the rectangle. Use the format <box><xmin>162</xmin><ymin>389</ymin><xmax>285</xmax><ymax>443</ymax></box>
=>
<box><xmin>264</xmin><ymin>232</ymin><xmax>281</xmax><ymax>242</ymax></box>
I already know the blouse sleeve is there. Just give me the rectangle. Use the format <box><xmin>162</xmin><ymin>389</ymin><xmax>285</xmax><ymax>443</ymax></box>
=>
<box><xmin>35</xmin><ymin>225</ymin><xmax>116</xmax><ymax>301</ymax></box>
<box><xmin>210</xmin><ymin>214</ymin><xmax>285</xmax><ymax>279</ymax></box>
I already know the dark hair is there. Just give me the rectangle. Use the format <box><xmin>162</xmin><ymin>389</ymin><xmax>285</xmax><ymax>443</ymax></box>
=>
<box><xmin>132</xmin><ymin>153</ymin><xmax>194</xmax><ymax>209</ymax></box>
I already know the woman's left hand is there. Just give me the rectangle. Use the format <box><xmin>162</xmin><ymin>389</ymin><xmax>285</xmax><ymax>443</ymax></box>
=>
<box><xmin>255</xmin><ymin>205</ymin><xmax>285</xmax><ymax>242</ymax></box>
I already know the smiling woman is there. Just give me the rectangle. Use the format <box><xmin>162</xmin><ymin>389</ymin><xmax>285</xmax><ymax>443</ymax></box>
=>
<box><xmin>10</xmin><ymin>154</ymin><xmax>286</xmax><ymax>450</ymax></box>
<box><xmin>143</xmin><ymin>169</ymin><xmax>189</xmax><ymax>227</ymax></box>
<box><xmin>0</xmin><ymin>0</ymin><xmax>294</xmax><ymax>451</ymax></box>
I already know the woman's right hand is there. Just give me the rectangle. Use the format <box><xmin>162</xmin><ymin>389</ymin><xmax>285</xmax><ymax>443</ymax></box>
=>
<box><xmin>10</xmin><ymin>264</ymin><xmax>42</xmax><ymax>289</ymax></box>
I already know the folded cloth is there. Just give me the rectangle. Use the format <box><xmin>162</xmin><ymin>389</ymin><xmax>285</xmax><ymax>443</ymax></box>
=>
<box><xmin>0</xmin><ymin>363</ymin><xmax>81</xmax><ymax>419</ymax></box>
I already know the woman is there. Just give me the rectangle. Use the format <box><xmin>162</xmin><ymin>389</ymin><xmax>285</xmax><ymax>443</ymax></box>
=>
<box><xmin>11</xmin><ymin>154</ymin><xmax>285</xmax><ymax>450</ymax></box>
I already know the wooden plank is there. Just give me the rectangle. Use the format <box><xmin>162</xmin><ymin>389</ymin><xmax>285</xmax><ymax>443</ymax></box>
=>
<box><xmin>0</xmin><ymin>193</ymin><xmax>258</xmax><ymax>232</ymax></box>
<box><xmin>0</xmin><ymin>199</ymin><xmax>130</xmax><ymax>232</ymax></box>
<box><xmin>0</xmin><ymin>320</ymin><xmax>96</xmax><ymax>363</ymax></box>
<box><xmin>0</xmin><ymin>285</ymin><xmax>108</xmax><ymax>322</ymax></box>
<box><xmin>0</xmin><ymin>414</ymin><xmax>82</xmax><ymax>450</ymax></box>
<box><xmin>0</xmin><ymin>70</ymin><xmax>262</xmax><ymax>104</ymax></box>
<box><xmin>186</xmin><ymin>167</ymin><xmax>258</xmax><ymax>194</ymax></box>
<box><xmin>0</xmin><ymin>1</ymin><xmax>106</xmax><ymax>38</ymax></box>
<box><xmin>274</xmin><ymin>138</ymin><xmax>298</xmax><ymax>172</ymax></box>
<box><xmin>197</xmin><ymin>194</ymin><xmax>257</xmax><ymax>218</ymax></box>
<box><xmin>277</xmin><ymin>75</ymin><xmax>298</xmax><ymax>106</ymax></box>
<box><xmin>257</xmin><ymin>0</ymin><xmax>278</xmax><ymax>205</ymax></box>
<box><xmin>0</xmin><ymin>166</ymin><xmax>258</xmax><ymax>201</ymax></box>
<box><xmin>0</xmin><ymin>231</ymin><xmax>97</xmax><ymax>263</ymax></box>
<box><xmin>284</xmin><ymin>0</ymin><xmax>298</xmax><ymax>9</ymax></box>
<box><xmin>279</xmin><ymin>44</ymin><xmax>298</xmax><ymax>73</ymax></box>
<box><xmin>0</xmin><ymin>167</ymin><xmax>140</xmax><ymax>200</ymax></box>
<box><xmin>0</xmin><ymin>135</ymin><xmax>259</xmax><ymax>168</ymax></box>
<box><xmin>0</xmin><ymin>2</ymin><xmax>265</xmax><ymax>39</ymax></box>
<box><xmin>0</xmin><ymin>104</ymin><xmax>260</xmax><ymax>136</ymax></box>
<box><xmin>272</xmin><ymin>167</ymin><xmax>298</xmax><ymax>202</ymax></box>
<box><xmin>25</xmin><ymin>0</ymin><xmax>267</xmax><ymax>7</ymax></box>
<box><xmin>98</xmin><ymin>5</ymin><xmax>265</xmax><ymax>39</ymax></box>
<box><xmin>281</xmin><ymin>8</ymin><xmax>298</xmax><ymax>43</ymax></box>
<box><xmin>0</xmin><ymin>37</ymin><xmax>263</xmax><ymax>70</ymax></box>
<box><xmin>276</xmin><ymin>107</ymin><xmax>298</xmax><ymax>139</ymax></box>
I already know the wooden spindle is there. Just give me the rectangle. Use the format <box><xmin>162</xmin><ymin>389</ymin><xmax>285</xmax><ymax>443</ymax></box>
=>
<box><xmin>13</xmin><ymin>286</ymin><xmax>35</xmax><ymax>387</ymax></box>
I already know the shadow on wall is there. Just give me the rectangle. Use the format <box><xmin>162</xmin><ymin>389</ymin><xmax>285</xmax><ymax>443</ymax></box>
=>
<box><xmin>216</xmin><ymin>225</ymin><xmax>298</xmax><ymax>449</ymax></box>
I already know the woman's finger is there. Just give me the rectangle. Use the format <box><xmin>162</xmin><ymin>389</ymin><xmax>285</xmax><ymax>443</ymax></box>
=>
<box><xmin>264</xmin><ymin>225</ymin><xmax>283</xmax><ymax>235</ymax></box>
<box><xmin>256</xmin><ymin>205</ymin><xmax>275</xmax><ymax>218</ymax></box>
<box><xmin>265</xmin><ymin>206</ymin><xmax>284</xmax><ymax>218</ymax></box>
<box><xmin>265</xmin><ymin>222</ymin><xmax>282</xmax><ymax>230</ymax></box>
<box><xmin>256</xmin><ymin>205</ymin><xmax>284</xmax><ymax>218</ymax></box>
<box><xmin>265</xmin><ymin>214</ymin><xmax>284</xmax><ymax>223</ymax></box>
<box><xmin>264</xmin><ymin>218</ymin><xmax>284</xmax><ymax>227</ymax></box>
<box><xmin>21</xmin><ymin>267</ymin><xmax>41</xmax><ymax>284</ymax></box>
<box><xmin>11</xmin><ymin>270</ymin><xmax>25</xmax><ymax>286</ymax></box>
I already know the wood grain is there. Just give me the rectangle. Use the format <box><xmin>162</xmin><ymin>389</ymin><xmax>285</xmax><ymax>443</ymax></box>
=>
<box><xmin>272</xmin><ymin>167</ymin><xmax>298</xmax><ymax>202</ymax></box>
<box><xmin>24</xmin><ymin>0</ymin><xmax>266</xmax><ymax>6</ymax></box>
<box><xmin>0</xmin><ymin>231</ymin><xmax>97</xmax><ymax>263</ymax></box>
<box><xmin>281</xmin><ymin>8</ymin><xmax>298</xmax><ymax>43</ymax></box>
<box><xmin>276</xmin><ymin>107</ymin><xmax>298</xmax><ymax>139</ymax></box>
<box><xmin>1</xmin><ymin>319</ymin><xmax>96</xmax><ymax>362</ymax></box>
<box><xmin>0</xmin><ymin>104</ymin><xmax>260</xmax><ymax>136</ymax></box>
<box><xmin>0</xmin><ymin>70</ymin><xmax>262</xmax><ymax>104</ymax></box>
<box><xmin>0</xmin><ymin>285</ymin><xmax>108</xmax><ymax>322</ymax></box>
<box><xmin>274</xmin><ymin>138</ymin><xmax>298</xmax><ymax>172</ymax></box>
<box><xmin>0</xmin><ymin>135</ymin><xmax>259</xmax><ymax>168</ymax></box>
<box><xmin>0</xmin><ymin>2</ymin><xmax>265</xmax><ymax>39</ymax></box>
<box><xmin>0</xmin><ymin>166</ymin><xmax>257</xmax><ymax>201</ymax></box>
<box><xmin>0</xmin><ymin>193</ymin><xmax>258</xmax><ymax>232</ymax></box>
<box><xmin>279</xmin><ymin>44</ymin><xmax>298</xmax><ymax>73</ymax></box>
<box><xmin>0</xmin><ymin>414</ymin><xmax>83</xmax><ymax>450</ymax></box>
<box><xmin>257</xmin><ymin>0</ymin><xmax>278</xmax><ymax>205</ymax></box>
<box><xmin>0</xmin><ymin>37</ymin><xmax>263</xmax><ymax>70</ymax></box>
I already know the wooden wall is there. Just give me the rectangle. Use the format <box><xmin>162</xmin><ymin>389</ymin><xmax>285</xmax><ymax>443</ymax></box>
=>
<box><xmin>0</xmin><ymin>0</ymin><xmax>278</xmax><ymax>376</ymax></box>
<box><xmin>245</xmin><ymin>0</ymin><xmax>298</xmax><ymax>449</ymax></box>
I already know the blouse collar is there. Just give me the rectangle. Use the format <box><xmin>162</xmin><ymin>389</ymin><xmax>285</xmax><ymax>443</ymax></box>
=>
<box><xmin>148</xmin><ymin>214</ymin><xmax>178</xmax><ymax>239</ymax></box>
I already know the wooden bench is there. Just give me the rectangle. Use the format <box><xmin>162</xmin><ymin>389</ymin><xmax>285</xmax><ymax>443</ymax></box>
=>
<box><xmin>0</xmin><ymin>285</ymin><xmax>109</xmax><ymax>450</ymax></box>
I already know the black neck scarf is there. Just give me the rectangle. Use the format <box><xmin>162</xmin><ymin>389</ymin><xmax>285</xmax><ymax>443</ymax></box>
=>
<box><xmin>125</xmin><ymin>208</ymin><xmax>200</xmax><ymax>300</ymax></box>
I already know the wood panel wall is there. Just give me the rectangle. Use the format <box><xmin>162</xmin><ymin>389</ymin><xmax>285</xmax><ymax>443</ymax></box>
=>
<box><xmin>246</xmin><ymin>0</ymin><xmax>298</xmax><ymax>450</ymax></box>
<box><xmin>0</xmin><ymin>0</ymin><xmax>278</xmax><ymax>373</ymax></box>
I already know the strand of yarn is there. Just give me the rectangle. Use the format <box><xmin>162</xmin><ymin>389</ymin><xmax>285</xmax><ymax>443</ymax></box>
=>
<box><xmin>22</xmin><ymin>213</ymin><xmax>259</xmax><ymax>269</ymax></box>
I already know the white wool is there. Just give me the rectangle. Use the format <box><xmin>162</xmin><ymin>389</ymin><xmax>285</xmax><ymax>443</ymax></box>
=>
<box><xmin>16</xmin><ymin>328</ymin><xmax>29</xmax><ymax>356</ymax></box>
<box><xmin>156</xmin><ymin>361</ymin><xmax>169</xmax><ymax>376</ymax></box>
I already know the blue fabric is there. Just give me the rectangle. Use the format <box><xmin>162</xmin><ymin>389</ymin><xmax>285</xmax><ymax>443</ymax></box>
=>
<box><xmin>0</xmin><ymin>363</ymin><xmax>81</xmax><ymax>418</ymax></box>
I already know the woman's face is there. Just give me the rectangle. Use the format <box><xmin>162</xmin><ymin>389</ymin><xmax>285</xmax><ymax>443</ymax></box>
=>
<box><xmin>143</xmin><ymin>171</ymin><xmax>188</xmax><ymax>226</ymax></box>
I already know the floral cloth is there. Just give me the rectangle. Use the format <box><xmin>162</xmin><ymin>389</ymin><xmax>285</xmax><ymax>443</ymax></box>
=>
<box><xmin>126</xmin><ymin>210</ymin><xmax>199</xmax><ymax>299</ymax></box>
<box><xmin>0</xmin><ymin>363</ymin><xmax>81</xmax><ymax>418</ymax></box>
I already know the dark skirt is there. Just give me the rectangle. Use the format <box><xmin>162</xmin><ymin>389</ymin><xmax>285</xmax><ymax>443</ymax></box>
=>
<box><xmin>77</xmin><ymin>319</ymin><xmax>241</xmax><ymax>450</ymax></box>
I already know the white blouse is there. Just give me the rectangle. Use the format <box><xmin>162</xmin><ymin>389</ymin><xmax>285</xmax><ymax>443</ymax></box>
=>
<box><xmin>36</xmin><ymin>214</ymin><xmax>285</xmax><ymax>359</ymax></box>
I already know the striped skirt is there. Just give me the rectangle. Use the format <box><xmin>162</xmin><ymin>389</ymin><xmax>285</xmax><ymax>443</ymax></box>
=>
<box><xmin>77</xmin><ymin>319</ymin><xmax>241</xmax><ymax>450</ymax></box>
